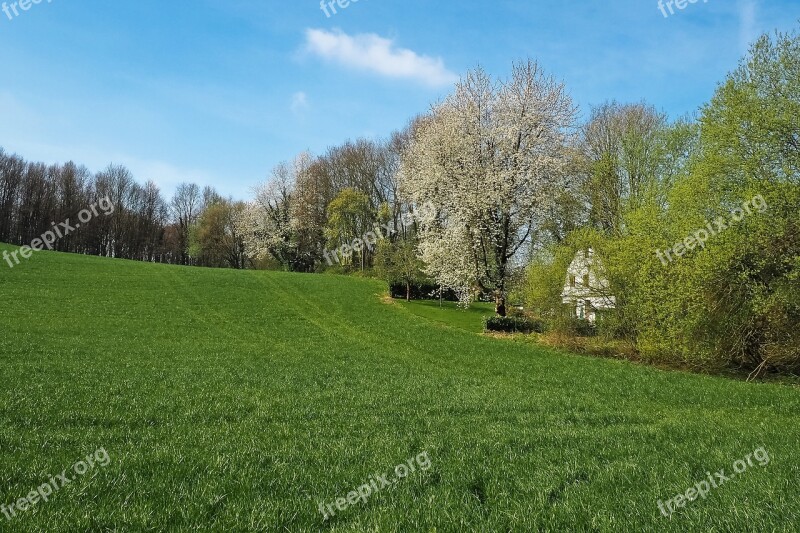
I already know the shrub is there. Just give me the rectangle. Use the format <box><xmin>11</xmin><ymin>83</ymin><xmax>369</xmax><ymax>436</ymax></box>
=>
<box><xmin>484</xmin><ymin>316</ymin><xmax>545</xmax><ymax>334</ymax></box>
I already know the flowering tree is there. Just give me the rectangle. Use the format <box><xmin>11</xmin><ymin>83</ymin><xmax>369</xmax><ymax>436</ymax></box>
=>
<box><xmin>235</xmin><ymin>161</ymin><xmax>298</xmax><ymax>269</ymax></box>
<box><xmin>400</xmin><ymin>60</ymin><xmax>576</xmax><ymax>312</ymax></box>
<box><xmin>236</xmin><ymin>153</ymin><xmax>330</xmax><ymax>271</ymax></box>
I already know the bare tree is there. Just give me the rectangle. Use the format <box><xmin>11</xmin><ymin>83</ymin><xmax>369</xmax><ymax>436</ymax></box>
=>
<box><xmin>580</xmin><ymin>102</ymin><xmax>667</xmax><ymax>234</ymax></box>
<box><xmin>171</xmin><ymin>182</ymin><xmax>201</xmax><ymax>265</ymax></box>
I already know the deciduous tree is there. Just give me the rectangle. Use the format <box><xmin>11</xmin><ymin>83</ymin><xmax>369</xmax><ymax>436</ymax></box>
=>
<box><xmin>401</xmin><ymin>60</ymin><xmax>577</xmax><ymax>311</ymax></box>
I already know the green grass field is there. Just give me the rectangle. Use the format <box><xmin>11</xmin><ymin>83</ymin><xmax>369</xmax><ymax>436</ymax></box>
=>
<box><xmin>1</xmin><ymin>243</ymin><xmax>798</xmax><ymax>531</ymax></box>
<box><xmin>398</xmin><ymin>300</ymin><xmax>495</xmax><ymax>333</ymax></box>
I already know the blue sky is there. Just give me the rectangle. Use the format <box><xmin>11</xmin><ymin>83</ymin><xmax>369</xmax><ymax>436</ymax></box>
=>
<box><xmin>0</xmin><ymin>0</ymin><xmax>797</xmax><ymax>199</ymax></box>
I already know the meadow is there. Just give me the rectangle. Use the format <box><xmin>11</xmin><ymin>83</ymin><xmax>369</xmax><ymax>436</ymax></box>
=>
<box><xmin>0</xmin><ymin>243</ymin><xmax>798</xmax><ymax>531</ymax></box>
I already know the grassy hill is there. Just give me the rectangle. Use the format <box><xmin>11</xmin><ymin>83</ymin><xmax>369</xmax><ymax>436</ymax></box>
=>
<box><xmin>0</xmin><ymin>243</ymin><xmax>798</xmax><ymax>531</ymax></box>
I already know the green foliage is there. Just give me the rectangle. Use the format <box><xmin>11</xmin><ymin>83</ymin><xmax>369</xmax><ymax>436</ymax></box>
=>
<box><xmin>632</xmin><ymin>30</ymin><xmax>800</xmax><ymax>371</ymax></box>
<box><xmin>375</xmin><ymin>239</ymin><xmax>426</xmax><ymax>300</ymax></box>
<box><xmin>524</xmin><ymin>246</ymin><xmax>575</xmax><ymax>319</ymax></box>
<box><xmin>325</xmin><ymin>188</ymin><xmax>375</xmax><ymax>270</ymax></box>
<box><xmin>542</xmin><ymin>30</ymin><xmax>800</xmax><ymax>372</ymax></box>
<box><xmin>189</xmin><ymin>200</ymin><xmax>247</xmax><ymax>269</ymax></box>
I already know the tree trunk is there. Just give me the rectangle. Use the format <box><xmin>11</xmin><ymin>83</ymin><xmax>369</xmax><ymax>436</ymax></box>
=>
<box><xmin>495</xmin><ymin>294</ymin><xmax>507</xmax><ymax>317</ymax></box>
<box><xmin>406</xmin><ymin>280</ymin><xmax>411</xmax><ymax>302</ymax></box>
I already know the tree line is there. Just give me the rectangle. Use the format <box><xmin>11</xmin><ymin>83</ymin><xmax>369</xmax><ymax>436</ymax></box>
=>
<box><xmin>0</xmin><ymin>153</ymin><xmax>250</xmax><ymax>268</ymax></box>
<box><xmin>0</xmin><ymin>130</ymin><xmax>419</xmax><ymax>273</ymax></box>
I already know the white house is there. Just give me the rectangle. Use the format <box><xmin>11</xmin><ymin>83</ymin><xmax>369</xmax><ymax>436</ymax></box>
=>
<box><xmin>561</xmin><ymin>249</ymin><xmax>616</xmax><ymax>323</ymax></box>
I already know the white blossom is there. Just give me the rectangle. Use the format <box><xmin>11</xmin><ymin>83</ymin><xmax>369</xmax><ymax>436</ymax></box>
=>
<box><xmin>400</xmin><ymin>60</ymin><xmax>577</xmax><ymax>305</ymax></box>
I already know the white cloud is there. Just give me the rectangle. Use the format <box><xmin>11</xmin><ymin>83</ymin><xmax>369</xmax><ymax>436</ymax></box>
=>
<box><xmin>304</xmin><ymin>28</ymin><xmax>458</xmax><ymax>88</ymax></box>
<box><xmin>290</xmin><ymin>91</ymin><xmax>309</xmax><ymax>114</ymax></box>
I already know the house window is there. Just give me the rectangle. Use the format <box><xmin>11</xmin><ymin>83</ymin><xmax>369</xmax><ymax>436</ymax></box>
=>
<box><xmin>583</xmin><ymin>274</ymin><xmax>589</xmax><ymax>287</ymax></box>
<box><xmin>570</xmin><ymin>275</ymin><xmax>576</xmax><ymax>288</ymax></box>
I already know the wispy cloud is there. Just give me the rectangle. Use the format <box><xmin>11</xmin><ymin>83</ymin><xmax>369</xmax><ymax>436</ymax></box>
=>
<box><xmin>738</xmin><ymin>0</ymin><xmax>759</xmax><ymax>52</ymax></box>
<box><xmin>290</xmin><ymin>91</ymin><xmax>309</xmax><ymax>114</ymax></box>
<box><xmin>303</xmin><ymin>28</ymin><xmax>458</xmax><ymax>88</ymax></box>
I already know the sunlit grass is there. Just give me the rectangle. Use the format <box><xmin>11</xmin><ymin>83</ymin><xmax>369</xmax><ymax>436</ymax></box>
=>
<box><xmin>0</xmin><ymin>243</ymin><xmax>798</xmax><ymax>531</ymax></box>
<box><xmin>397</xmin><ymin>299</ymin><xmax>494</xmax><ymax>333</ymax></box>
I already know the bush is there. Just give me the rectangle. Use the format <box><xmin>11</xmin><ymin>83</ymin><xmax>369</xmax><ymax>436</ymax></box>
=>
<box><xmin>539</xmin><ymin>331</ymin><xmax>638</xmax><ymax>360</ymax></box>
<box><xmin>484</xmin><ymin>316</ymin><xmax>545</xmax><ymax>334</ymax></box>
